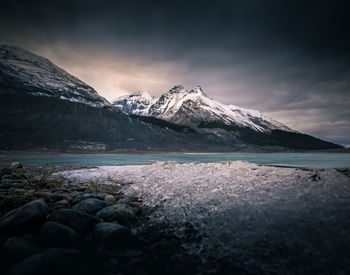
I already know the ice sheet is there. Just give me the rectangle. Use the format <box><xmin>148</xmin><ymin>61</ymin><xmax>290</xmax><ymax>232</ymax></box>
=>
<box><xmin>58</xmin><ymin>161</ymin><xmax>350</xmax><ymax>269</ymax></box>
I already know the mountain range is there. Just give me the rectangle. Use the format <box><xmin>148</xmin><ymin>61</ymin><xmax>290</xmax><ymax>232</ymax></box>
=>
<box><xmin>0</xmin><ymin>45</ymin><xmax>342</xmax><ymax>152</ymax></box>
<box><xmin>113</xmin><ymin>85</ymin><xmax>341</xmax><ymax>150</ymax></box>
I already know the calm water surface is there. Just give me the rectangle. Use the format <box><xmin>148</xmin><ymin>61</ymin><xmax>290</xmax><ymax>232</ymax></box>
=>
<box><xmin>0</xmin><ymin>153</ymin><xmax>349</xmax><ymax>169</ymax></box>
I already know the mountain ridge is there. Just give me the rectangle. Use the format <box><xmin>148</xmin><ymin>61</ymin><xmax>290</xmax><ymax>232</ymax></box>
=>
<box><xmin>113</xmin><ymin>85</ymin><xmax>342</xmax><ymax>150</ymax></box>
<box><xmin>113</xmin><ymin>84</ymin><xmax>296</xmax><ymax>133</ymax></box>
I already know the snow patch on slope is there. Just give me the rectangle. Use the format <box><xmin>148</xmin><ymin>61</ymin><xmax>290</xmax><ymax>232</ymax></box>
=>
<box><xmin>0</xmin><ymin>45</ymin><xmax>110</xmax><ymax>108</ymax></box>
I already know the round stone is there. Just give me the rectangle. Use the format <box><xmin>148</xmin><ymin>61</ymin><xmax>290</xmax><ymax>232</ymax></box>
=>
<box><xmin>104</xmin><ymin>195</ymin><xmax>116</xmax><ymax>203</ymax></box>
<box><xmin>10</xmin><ymin>162</ymin><xmax>23</xmax><ymax>169</ymax></box>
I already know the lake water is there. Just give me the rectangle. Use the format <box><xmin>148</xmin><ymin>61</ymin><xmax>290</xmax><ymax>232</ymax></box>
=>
<box><xmin>0</xmin><ymin>153</ymin><xmax>349</xmax><ymax>169</ymax></box>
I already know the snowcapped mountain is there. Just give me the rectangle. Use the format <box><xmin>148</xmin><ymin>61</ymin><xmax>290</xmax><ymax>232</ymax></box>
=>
<box><xmin>113</xmin><ymin>84</ymin><xmax>295</xmax><ymax>133</ymax></box>
<box><xmin>0</xmin><ymin>45</ymin><xmax>110</xmax><ymax>107</ymax></box>
<box><xmin>114</xmin><ymin>91</ymin><xmax>155</xmax><ymax>116</ymax></box>
<box><xmin>114</xmin><ymin>85</ymin><xmax>342</xmax><ymax>150</ymax></box>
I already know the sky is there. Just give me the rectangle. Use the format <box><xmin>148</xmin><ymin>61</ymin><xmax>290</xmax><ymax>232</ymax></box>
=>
<box><xmin>0</xmin><ymin>0</ymin><xmax>349</xmax><ymax>146</ymax></box>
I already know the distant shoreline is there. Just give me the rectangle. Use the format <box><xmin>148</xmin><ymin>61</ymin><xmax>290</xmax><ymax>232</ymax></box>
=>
<box><xmin>1</xmin><ymin>152</ymin><xmax>350</xmax><ymax>170</ymax></box>
<box><xmin>1</xmin><ymin>148</ymin><xmax>349</xmax><ymax>157</ymax></box>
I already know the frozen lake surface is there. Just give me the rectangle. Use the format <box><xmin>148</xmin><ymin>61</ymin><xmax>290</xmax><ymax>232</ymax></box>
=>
<box><xmin>59</xmin><ymin>161</ymin><xmax>350</xmax><ymax>273</ymax></box>
<box><xmin>1</xmin><ymin>152</ymin><xmax>350</xmax><ymax>169</ymax></box>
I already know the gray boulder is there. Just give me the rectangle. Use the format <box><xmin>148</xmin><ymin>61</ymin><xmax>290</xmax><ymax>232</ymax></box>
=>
<box><xmin>0</xmin><ymin>182</ymin><xmax>18</xmax><ymax>189</ymax></box>
<box><xmin>48</xmin><ymin>209</ymin><xmax>99</xmax><ymax>234</ymax></box>
<box><xmin>95</xmin><ymin>206</ymin><xmax>119</xmax><ymax>222</ymax></box>
<box><xmin>11</xmin><ymin>248</ymin><xmax>83</xmax><ymax>275</ymax></box>
<box><xmin>68</xmin><ymin>184</ymin><xmax>86</xmax><ymax>191</ymax></box>
<box><xmin>0</xmin><ymin>200</ymin><xmax>48</xmax><ymax>236</ymax></box>
<box><xmin>72</xmin><ymin>193</ymin><xmax>107</xmax><ymax>204</ymax></box>
<box><xmin>1</xmin><ymin>236</ymin><xmax>42</xmax><ymax>266</ymax></box>
<box><xmin>40</xmin><ymin>221</ymin><xmax>80</xmax><ymax>247</ymax></box>
<box><xmin>43</xmin><ymin>193</ymin><xmax>66</xmax><ymax>203</ymax></box>
<box><xmin>72</xmin><ymin>193</ymin><xmax>95</xmax><ymax>204</ymax></box>
<box><xmin>10</xmin><ymin>162</ymin><xmax>23</xmax><ymax>169</ymax></box>
<box><xmin>114</xmin><ymin>203</ymin><xmax>136</xmax><ymax>225</ymax></box>
<box><xmin>49</xmin><ymin>187</ymin><xmax>66</xmax><ymax>192</ymax></box>
<box><xmin>1</xmin><ymin>173</ymin><xmax>26</xmax><ymax>181</ymax></box>
<box><xmin>96</xmin><ymin>203</ymin><xmax>136</xmax><ymax>226</ymax></box>
<box><xmin>117</xmin><ymin>197</ymin><xmax>132</xmax><ymax>204</ymax></box>
<box><xmin>93</xmin><ymin>222</ymin><xmax>131</xmax><ymax>247</ymax></box>
<box><xmin>0</xmin><ymin>167</ymin><xmax>12</xmax><ymax>178</ymax></box>
<box><xmin>55</xmin><ymin>199</ymin><xmax>70</xmax><ymax>208</ymax></box>
<box><xmin>72</xmin><ymin>198</ymin><xmax>113</xmax><ymax>215</ymax></box>
<box><xmin>104</xmin><ymin>194</ymin><xmax>116</xmax><ymax>203</ymax></box>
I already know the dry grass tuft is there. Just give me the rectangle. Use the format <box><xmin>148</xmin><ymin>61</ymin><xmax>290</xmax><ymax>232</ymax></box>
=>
<box><xmin>0</xmin><ymin>166</ymin><xmax>122</xmax><ymax>217</ymax></box>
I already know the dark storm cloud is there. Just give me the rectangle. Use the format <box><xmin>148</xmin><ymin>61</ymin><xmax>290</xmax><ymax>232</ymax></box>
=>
<box><xmin>0</xmin><ymin>0</ymin><xmax>349</xmax><ymax>145</ymax></box>
<box><xmin>2</xmin><ymin>0</ymin><xmax>349</xmax><ymax>55</ymax></box>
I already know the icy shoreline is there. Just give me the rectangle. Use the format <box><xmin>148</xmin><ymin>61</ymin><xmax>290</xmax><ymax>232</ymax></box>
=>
<box><xmin>58</xmin><ymin>161</ymin><xmax>350</xmax><ymax>273</ymax></box>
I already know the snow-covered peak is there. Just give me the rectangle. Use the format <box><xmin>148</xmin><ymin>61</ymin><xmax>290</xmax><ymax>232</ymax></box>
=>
<box><xmin>166</xmin><ymin>84</ymin><xmax>206</xmax><ymax>96</ymax></box>
<box><xmin>148</xmin><ymin>85</ymin><xmax>210</xmax><ymax>118</ymax></box>
<box><xmin>129</xmin><ymin>91</ymin><xmax>153</xmax><ymax>100</ymax></box>
<box><xmin>0</xmin><ymin>44</ymin><xmax>110</xmax><ymax>108</ymax></box>
<box><xmin>113</xmin><ymin>84</ymin><xmax>297</xmax><ymax>133</ymax></box>
<box><xmin>189</xmin><ymin>85</ymin><xmax>207</xmax><ymax>96</ymax></box>
<box><xmin>195</xmin><ymin>85</ymin><xmax>203</xmax><ymax>93</ymax></box>
<box><xmin>167</xmin><ymin>85</ymin><xmax>186</xmax><ymax>94</ymax></box>
<box><xmin>115</xmin><ymin>91</ymin><xmax>153</xmax><ymax>101</ymax></box>
<box><xmin>113</xmin><ymin>91</ymin><xmax>156</xmax><ymax>116</ymax></box>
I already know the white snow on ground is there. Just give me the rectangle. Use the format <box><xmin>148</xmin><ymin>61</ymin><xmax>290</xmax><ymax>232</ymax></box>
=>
<box><xmin>58</xmin><ymin>161</ymin><xmax>350</xmax><ymax>264</ymax></box>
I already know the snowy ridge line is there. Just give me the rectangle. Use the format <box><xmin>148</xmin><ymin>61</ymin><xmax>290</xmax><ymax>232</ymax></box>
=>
<box><xmin>113</xmin><ymin>85</ymin><xmax>297</xmax><ymax>133</ymax></box>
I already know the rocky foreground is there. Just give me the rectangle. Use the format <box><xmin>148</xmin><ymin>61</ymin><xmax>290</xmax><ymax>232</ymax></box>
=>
<box><xmin>1</xmin><ymin>161</ymin><xmax>350</xmax><ymax>275</ymax></box>
<box><xmin>0</xmin><ymin>162</ymin><xmax>202</xmax><ymax>275</ymax></box>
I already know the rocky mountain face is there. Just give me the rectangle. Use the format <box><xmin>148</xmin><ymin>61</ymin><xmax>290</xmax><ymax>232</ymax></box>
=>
<box><xmin>0</xmin><ymin>45</ymin><xmax>110</xmax><ymax>107</ymax></box>
<box><xmin>0</xmin><ymin>45</ymin><xmax>243</xmax><ymax>152</ymax></box>
<box><xmin>114</xmin><ymin>85</ymin><xmax>342</xmax><ymax>150</ymax></box>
